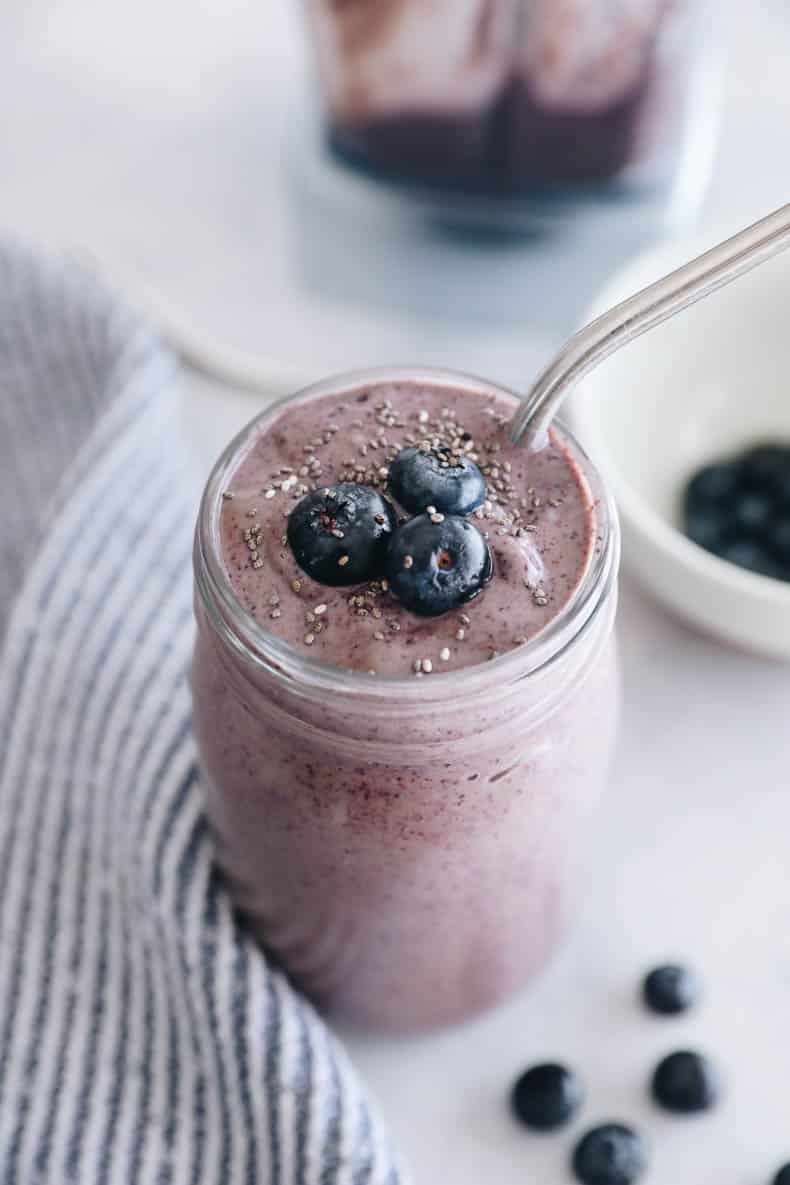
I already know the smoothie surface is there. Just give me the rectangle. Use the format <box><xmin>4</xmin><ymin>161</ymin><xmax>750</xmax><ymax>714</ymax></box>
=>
<box><xmin>218</xmin><ymin>379</ymin><xmax>596</xmax><ymax>676</ymax></box>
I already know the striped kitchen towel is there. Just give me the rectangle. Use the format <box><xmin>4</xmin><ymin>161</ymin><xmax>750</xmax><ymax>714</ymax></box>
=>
<box><xmin>0</xmin><ymin>242</ymin><xmax>408</xmax><ymax>1185</ymax></box>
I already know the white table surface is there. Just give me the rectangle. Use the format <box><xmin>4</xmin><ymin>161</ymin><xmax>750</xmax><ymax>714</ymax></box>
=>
<box><xmin>4</xmin><ymin>3</ymin><xmax>790</xmax><ymax>1183</ymax></box>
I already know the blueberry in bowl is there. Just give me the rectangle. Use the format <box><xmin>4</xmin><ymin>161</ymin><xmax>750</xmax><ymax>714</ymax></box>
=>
<box><xmin>387</xmin><ymin>445</ymin><xmax>487</xmax><ymax>516</ymax></box>
<box><xmin>287</xmin><ymin>483</ymin><xmax>397</xmax><ymax>586</ymax></box>
<box><xmin>682</xmin><ymin>442</ymin><xmax>790</xmax><ymax>584</ymax></box>
<box><xmin>741</xmin><ymin>444</ymin><xmax>790</xmax><ymax>505</ymax></box>
<box><xmin>386</xmin><ymin>514</ymin><xmax>493</xmax><ymax>617</ymax></box>
<box><xmin>716</xmin><ymin>538</ymin><xmax>782</xmax><ymax>580</ymax></box>
<box><xmin>685</xmin><ymin>462</ymin><xmax>741</xmax><ymax>512</ymax></box>
<box><xmin>772</xmin><ymin>518</ymin><xmax>790</xmax><ymax>565</ymax></box>
<box><xmin>732</xmin><ymin>490</ymin><xmax>774</xmax><ymax>535</ymax></box>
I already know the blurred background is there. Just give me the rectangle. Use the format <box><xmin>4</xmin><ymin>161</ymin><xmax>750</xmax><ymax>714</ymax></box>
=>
<box><xmin>3</xmin><ymin>4</ymin><xmax>790</xmax><ymax>1184</ymax></box>
<box><xmin>1</xmin><ymin>0</ymin><xmax>788</xmax><ymax>408</ymax></box>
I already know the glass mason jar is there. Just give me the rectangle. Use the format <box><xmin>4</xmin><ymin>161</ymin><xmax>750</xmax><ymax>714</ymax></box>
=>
<box><xmin>192</xmin><ymin>370</ymin><xmax>621</xmax><ymax>1032</ymax></box>
<box><xmin>303</xmin><ymin>0</ymin><xmax>721</xmax><ymax>230</ymax></box>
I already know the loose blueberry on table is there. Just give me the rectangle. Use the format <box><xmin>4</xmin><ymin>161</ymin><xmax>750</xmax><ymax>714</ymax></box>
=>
<box><xmin>683</xmin><ymin>442</ymin><xmax>790</xmax><ymax>581</ymax></box>
<box><xmin>572</xmin><ymin>1123</ymin><xmax>647</xmax><ymax>1185</ymax></box>
<box><xmin>642</xmin><ymin>964</ymin><xmax>699</xmax><ymax>1016</ymax></box>
<box><xmin>385</xmin><ymin>513</ymin><xmax>493</xmax><ymax>617</ymax></box>
<box><xmin>287</xmin><ymin>483</ymin><xmax>397</xmax><ymax>586</ymax></box>
<box><xmin>650</xmin><ymin>1050</ymin><xmax>721</xmax><ymax>1114</ymax></box>
<box><xmin>772</xmin><ymin>1165</ymin><xmax>790</xmax><ymax>1185</ymax></box>
<box><xmin>387</xmin><ymin>445</ymin><xmax>487</xmax><ymax>516</ymax></box>
<box><xmin>510</xmin><ymin>1062</ymin><xmax>584</xmax><ymax>1132</ymax></box>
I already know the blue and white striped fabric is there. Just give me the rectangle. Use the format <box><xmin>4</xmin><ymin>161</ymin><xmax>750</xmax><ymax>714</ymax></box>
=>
<box><xmin>0</xmin><ymin>243</ymin><xmax>407</xmax><ymax>1185</ymax></box>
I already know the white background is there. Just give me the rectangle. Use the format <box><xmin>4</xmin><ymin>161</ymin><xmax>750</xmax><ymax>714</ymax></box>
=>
<box><xmin>2</xmin><ymin>3</ymin><xmax>790</xmax><ymax>1183</ymax></box>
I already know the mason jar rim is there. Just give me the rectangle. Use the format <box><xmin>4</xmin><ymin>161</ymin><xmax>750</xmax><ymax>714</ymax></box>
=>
<box><xmin>194</xmin><ymin>366</ymin><xmax>620</xmax><ymax>705</ymax></box>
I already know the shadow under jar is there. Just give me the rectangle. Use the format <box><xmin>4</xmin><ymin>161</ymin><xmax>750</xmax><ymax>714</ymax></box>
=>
<box><xmin>304</xmin><ymin>0</ymin><xmax>720</xmax><ymax>226</ymax></box>
<box><xmin>191</xmin><ymin>369</ymin><xmax>621</xmax><ymax>1032</ymax></box>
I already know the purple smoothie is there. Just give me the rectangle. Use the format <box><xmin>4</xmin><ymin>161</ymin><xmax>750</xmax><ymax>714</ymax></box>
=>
<box><xmin>219</xmin><ymin>380</ymin><xmax>592</xmax><ymax>672</ymax></box>
<box><xmin>192</xmin><ymin>370</ymin><xmax>620</xmax><ymax>1030</ymax></box>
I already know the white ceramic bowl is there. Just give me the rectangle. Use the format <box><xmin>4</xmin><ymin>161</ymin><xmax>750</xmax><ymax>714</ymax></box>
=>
<box><xmin>572</xmin><ymin>223</ymin><xmax>790</xmax><ymax>660</ymax></box>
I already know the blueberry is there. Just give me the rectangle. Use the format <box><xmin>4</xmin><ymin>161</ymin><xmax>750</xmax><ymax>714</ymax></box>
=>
<box><xmin>768</xmin><ymin>518</ymin><xmax>790</xmax><ymax>566</ymax></box>
<box><xmin>572</xmin><ymin>1124</ymin><xmax>647</xmax><ymax>1185</ymax></box>
<box><xmin>684</xmin><ymin>449</ymin><xmax>790</xmax><ymax>570</ymax></box>
<box><xmin>741</xmin><ymin>444</ymin><xmax>790</xmax><ymax>508</ymax></box>
<box><xmin>741</xmin><ymin>443</ymin><xmax>790</xmax><ymax>489</ymax></box>
<box><xmin>650</xmin><ymin>1050</ymin><xmax>721</xmax><ymax>1114</ymax></box>
<box><xmin>718</xmin><ymin>538</ymin><xmax>780</xmax><ymax>579</ymax></box>
<box><xmin>511</xmin><ymin>1063</ymin><xmax>584</xmax><ymax>1132</ymax></box>
<box><xmin>683</xmin><ymin>464</ymin><xmax>740</xmax><ymax>555</ymax></box>
<box><xmin>732</xmin><ymin>490</ymin><xmax>775</xmax><ymax>535</ymax></box>
<box><xmin>386</xmin><ymin>514</ymin><xmax>493</xmax><ymax>617</ymax></box>
<box><xmin>684</xmin><ymin>462</ymin><xmax>740</xmax><ymax>512</ymax></box>
<box><xmin>772</xmin><ymin>1164</ymin><xmax>790</xmax><ymax>1185</ymax></box>
<box><xmin>387</xmin><ymin>445</ymin><xmax>487</xmax><ymax>516</ymax></box>
<box><xmin>684</xmin><ymin>508</ymin><xmax>724</xmax><ymax>553</ymax></box>
<box><xmin>287</xmin><ymin>483</ymin><xmax>396</xmax><ymax>587</ymax></box>
<box><xmin>642</xmin><ymin>965</ymin><xmax>699</xmax><ymax>1016</ymax></box>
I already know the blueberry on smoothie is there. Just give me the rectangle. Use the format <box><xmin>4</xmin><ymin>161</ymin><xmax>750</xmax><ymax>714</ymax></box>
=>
<box><xmin>387</xmin><ymin>445</ymin><xmax>487</xmax><ymax>516</ymax></box>
<box><xmin>287</xmin><ymin>483</ymin><xmax>396</xmax><ymax>586</ymax></box>
<box><xmin>642</xmin><ymin>964</ymin><xmax>699</xmax><ymax>1016</ymax></box>
<box><xmin>772</xmin><ymin>1165</ymin><xmax>790</xmax><ymax>1185</ymax></box>
<box><xmin>572</xmin><ymin>1124</ymin><xmax>647</xmax><ymax>1185</ymax></box>
<box><xmin>511</xmin><ymin>1062</ymin><xmax>584</xmax><ymax>1131</ymax></box>
<box><xmin>650</xmin><ymin>1050</ymin><xmax>721</xmax><ymax>1114</ymax></box>
<box><xmin>386</xmin><ymin>514</ymin><xmax>493</xmax><ymax>617</ymax></box>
